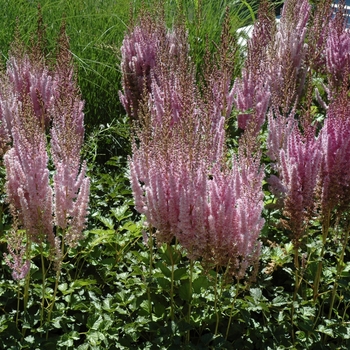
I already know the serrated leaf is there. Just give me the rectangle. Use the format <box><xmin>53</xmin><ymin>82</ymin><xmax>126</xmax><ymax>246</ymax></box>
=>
<box><xmin>318</xmin><ymin>324</ymin><xmax>334</xmax><ymax>337</ymax></box>
<box><xmin>97</xmin><ymin>215</ymin><xmax>115</xmax><ymax>229</ymax></box>
<box><xmin>174</xmin><ymin>267</ymin><xmax>188</xmax><ymax>281</ymax></box>
<box><xmin>24</xmin><ymin>335</ymin><xmax>35</xmax><ymax>344</ymax></box>
<box><xmin>250</xmin><ymin>288</ymin><xmax>262</xmax><ymax>302</ymax></box>
<box><xmin>193</xmin><ymin>276</ymin><xmax>210</xmax><ymax>294</ymax></box>
<box><xmin>110</xmin><ymin>205</ymin><xmax>131</xmax><ymax>221</ymax></box>
<box><xmin>155</xmin><ymin>261</ymin><xmax>172</xmax><ymax>278</ymax></box>
<box><xmin>156</xmin><ymin>277</ymin><xmax>171</xmax><ymax>290</ymax></box>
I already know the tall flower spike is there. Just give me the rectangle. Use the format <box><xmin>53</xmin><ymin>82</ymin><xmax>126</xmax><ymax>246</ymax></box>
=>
<box><xmin>318</xmin><ymin>87</ymin><xmax>350</xmax><ymax>216</ymax></box>
<box><xmin>119</xmin><ymin>9</ymin><xmax>191</xmax><ymax>122</ymax></box>
<box><xmin>4</xmin><ymin>95</ymin><xmax>57</xmax><ymax>252</ymax></box>
<box><xmin>266</xmin><ymin>0</ymin><xmax>311</xmax><ymax>115</ymax></box>
<box><xmin>269</xmin><ymin>127</ymin><xmax>321</xmax><ymax>243</ymax></box>
<box><xmin>325</xmin><ymin>2</ymin><xmax>350</xmax><ymax>96</ymax></box>
<box><xmin>307</xmin><ymin>0</ymin><xmax>333</xmax><ymax>73</ymax></box>
<box><xmin>6</xmin><ymin>44</ymin><xmax>54</xmax><ymax>131</ymax></box>
<box><xmin>50</xmin><ymin>24</ymin><xmax>90</xmax><ymax>247</ymax></box>
<box><xmin>128</xmin><ymin>9</ymin><xmax>264</xmax><ymax>278</ymax></box>
<box><xmin>233</xmin><ymin>0</ymin><xmax>274</xmax><ymax>133</ymax></box>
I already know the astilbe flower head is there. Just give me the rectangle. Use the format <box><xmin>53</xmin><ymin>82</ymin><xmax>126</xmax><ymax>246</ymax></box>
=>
<box><xmin>119</xmin><ymin>10</ymin><xmax>189</xmax><ymax>121</ymax></box>
<box><xmin>233</xmin><ymin>0</ymin><xmax>274</xmax><ymax>133</ymax></box>
<box><xmin>266</xmin><ymin>111</ymin><xmax>297</xmax><ymax>162</ymax></box>
<box><xmin>50</xmin><ymin>25</ymin><xmax>90</xmax><ymax>247</ymax></box>
<box><xmin>269</xmin><ymin>127</ymin><xmax>321</xmax><ymax>243</ymax></box>
<box><xmin>207</xmin><ymin>154</ymin><xmax>263</xmax><ymax>277</ymax></box>
<box><xmin>2</xmin><ymin>20</ymin><xmax>89</xmax><ymax>278</ymax></box>
<box><xmin>128</xmin><ymin>10</ymin><xmax>264</xmax><ymax>279</ymax></box>
<box><xmin>233</xmin><ymin>69</ymin><xmax>270</xmax><ymax>132</ymax></box>
<box><xmin>3</xmin><ymin>95</ymin><xmax>58</xmax><ymax>253</ymax></box>
<box><xmin>6</xmin><ymin>29</ymin><xmax>55</xmax><ymax>131</ymax></box>
<box><xmin>266</xmin><ymin>0</ymin><xmax>311</xmax><ymax>115</ymax></box>
<box><xmin>200</xmin><ymin>7</ymin><xmax>237</xmax><ymax>124</ymax></box>
<box><xmin>318</xmin><ymin>88</ymin><xmax>350</xmax><ymax>216</ymax></box>
<box><xmin>325</xmin><ymin>3</ymin><xmax>350</xmax><ymax>95</ymax></box>
<box><xmin>306</xmin><ymin>0</ymin><xmax>334</xmax><ymax>73</ymax></box>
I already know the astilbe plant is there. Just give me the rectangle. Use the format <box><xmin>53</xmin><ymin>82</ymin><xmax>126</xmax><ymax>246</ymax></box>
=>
<box><xmin>269</xmin><ymin>126</ymin><xmax>321</xmax><ymax>243</ymax></box>
<box><xmin>125</xmin><ymin>10</ymin><xmax>264</xmax><ymax>279</ymax></box>
<box><xmin>50</xmin><ymin>25</ymin><xmax>90</xmax><ymax>248</ymax></box>
<box><xmin>267</xmin><ymin>0</ymin><xmax>311</xmax><ymax>115</ymax></box>
<box><xmin>233</xmin><ymin>0</ymin><xmax>274</xmax><ymax>132</ymax></box>
<box><xmin>119</xmin><ymin>9</ymin><xmax>189</xmax><ymax>121</ymax></box>
<box><xmin>317</xmin><ymin>85</ymin><xmax>350</xmax><ymax>219</ymax></box>
<box><xmin>325</xmin><ymin>1</ymin><xmax>350</xmax><ymax>94</ymax></box>
<box><xmin>4</xmin><ymin>96</ymin><xmax>57</xmax><ymax>252</ymax></box>
<box><xmin>0</xmin><ymin>22</ymin><xmax>90</xmax><ymax>279</ymax></box>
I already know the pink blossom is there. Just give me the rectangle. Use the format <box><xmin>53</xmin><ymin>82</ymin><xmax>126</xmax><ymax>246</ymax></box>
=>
<box><xmin>4</xmin><ymin>99</ymin><xmax>55</xmax><ymax>247</ymax></box>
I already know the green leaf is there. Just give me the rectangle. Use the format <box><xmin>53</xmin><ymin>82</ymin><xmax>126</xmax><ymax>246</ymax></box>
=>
<box><xmin>193</xmin><ymin>276</ymin><xmax>210</xmax><ymax>294</ymax></box>
<box><xmin>154</xmin><ymin>301</ymin><xmax>166</xmax><ymax>318</ymax></box>
<box><xmin>318</xmin><ymin>324</ymin><xmax>334</xmax><ymax>338</ymax></box>
<box><xmin>58</xmin><ymin>283</ymin><xmax>68</xmax><ymax>293</ymax></box>
<box><xmin>174</xmin><ymin>267</ymin><xmax>188</xmax><ymax>281</ymax></box>
<box><xmin>87</xmin><ymin>330</ymin><xmax>105</xmax><ymax>346</ymax></box>
<box><xmin>111</xmin><ymin>205</ymin><xmax>132</xmax><ymax>222</ymax></box>
<box><xmin>179</xmin><ymin>280</ymin><xmax>192</xmax><ymax>302</ymax></box>
<box><xmin>71</xmin><ymin>279</ymin><xmax>97</xmax><ymax>289</ymax></box>
<box><xmin>250</xmin><ymin>288</ymin><xmax>263</xmax><ymax>303</ymax></box>
<box><xmin>97</xmin><ymin>215</ymin><xmax>115</xmax><ymax>229</ymax></box>
<box><xmin>24</xmin><ymin>335</ymin><xmax>35</xmax><ymax>344</ymax></box>
<box><xmin>156</xmin><ymin>277</ymin><xmax>171</xmax><ymax>290</ymax></box>
<box><xmin>155</xmin><ymin>261</ymin><xmax>172</xmax><ymax>278</ymax></box>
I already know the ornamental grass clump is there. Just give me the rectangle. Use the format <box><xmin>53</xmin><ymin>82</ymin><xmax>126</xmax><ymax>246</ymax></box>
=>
<box><xmin>1</xmin><ymin>19</ymin><xmax>90</xmax><ymax>280</ymax></box>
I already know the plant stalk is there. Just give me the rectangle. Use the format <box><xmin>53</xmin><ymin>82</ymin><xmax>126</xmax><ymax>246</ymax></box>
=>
<box><xmin>168</xmin><ymin>243</ymin><xmax>175</xmax><ymax>321</ymax></box>
<box><xmin>313</xmin><ymin>210</ymin><xmax>331</xmax><ymax>301</ymax></box>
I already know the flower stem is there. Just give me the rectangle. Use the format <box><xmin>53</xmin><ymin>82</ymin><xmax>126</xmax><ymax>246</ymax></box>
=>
<box><xmin>225</xmin><ymin>280</ymin><xmax>240</xmax><ymax>340</ymax></box>
<box><xmin>186</xmin><ymin>258</ymin><xmax>193</xmax><ymax>344</ymax></box>
<box><xmin>328</xmin><ymin>225</ymin><xmax>349</xmax><ymax>320</ymax></box>
<box><xmin>214</xmin><ymin>266</ymin><xmax>220</xmax><ymax>336</ymax></box>
<box><xmin>40</xmin><ymin>245</ymin><xmax>46</xmax><ymax>329</ymax></box>
<box><xmin>22</xmin><ymin>238</ymin><xmax>31</xmax><ymax>337</ymax></box>
<box><xmin>147</xmin><ymin>227</ymin><xmax>154</xmax><ymax>322</ymax></box>
<box><xmin>313</xmin><ymin>211</ymin><xmax>330</xmax><ymax>301</ymax></box>
<box><xmin>168</xmin><ymin>243</ymin><xmax>175</xmax><ymax>321</ymax></box>
<box><xmin>46</xmin><ymin>237</ymin><xmax>65</xmax><ymax>339</ymax></box>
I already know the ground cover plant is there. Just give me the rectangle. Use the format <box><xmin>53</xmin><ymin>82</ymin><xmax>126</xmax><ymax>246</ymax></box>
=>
<box><xmin>1</xmin><ymin>0</ymin><xmax>350</xmax><ymax>349</ymax></box>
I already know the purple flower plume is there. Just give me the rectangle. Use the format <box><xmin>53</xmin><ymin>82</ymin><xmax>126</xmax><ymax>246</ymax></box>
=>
<box><xmin>233</xmin><ymin>0</ymin><xmax>273</xmax><ymax>132</ymax></box>
<box><xmin>3</xmin><ymin>97</ymin><xmax>57</xmax><ymax>251</ymax></box>
<box><xmin>50</xmin><ymin>26</ymin><xmax>90</xmax><ymax>247</ymax></box>
<box><xmin>6</xmin><ymin>49</ymin><xmax>55</xmax><ymax>131</ymax></box>
<box><xmin>119</xmin><ymin>12</ymin><xmax>189</xmax><ymax>121</ymax></box>
<box><xmin>128</xmin><ymin>11</ymin><xmax>264</xmax><ymax>278</ymax></box>
<box><xmin>268</xmin><ymin>127</ymin><xmax>321</xmax><ymax>242</ymax></box>
<box><xmin>318</xmin><ymin>91</ymin><xmax>350</xmax><ymax>215</ymax></box>
<box><xmin>266</xmin><ymin>0</ymin><xmax>311</xmax><ymax>115</ymax></box>
<box><xmin>2</xmin><ymin>23</ymin><xmax>89</xmax><ymax>278</ymax></box>
<box><xmin>325</xmin><ymin>4</ymin><xmax>350</xmax><ymax>95</ymax></box>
